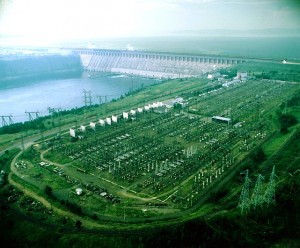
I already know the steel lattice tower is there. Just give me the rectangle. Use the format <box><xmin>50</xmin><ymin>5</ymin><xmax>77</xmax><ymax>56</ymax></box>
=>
<box><xmin>1</xmin><ymin>115</ymin><xmax>14</xmax><ymax>126</ymax></box>
<box><xmin>83</xmin><ymin>90</ymin><xmax>92</xmax><ymax>106</ymax></box>
<box><xmin>25</xmin><ymin>111</ymin><xmax>39</xmax><ymax>121</ymax></box>
<box><xmin>251</xmin><ymin>174</ymin><xmax>264</xmax><ymax>209</ymax></box>
<box><xmin>264</xmin><ymin>165</ymin><xmax>276</xmax><ymax>205</ymax></box>
<box><xmin>238</xmin><ymin>170</ymin><xmax>251</xmax><ymax>214</ymax></box>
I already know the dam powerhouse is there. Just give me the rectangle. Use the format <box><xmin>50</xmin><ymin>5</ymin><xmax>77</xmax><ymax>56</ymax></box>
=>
<box><xmin>72</xmin><ymin>48</ymin><xmax>245</xmax><ymax>78</ymax></box>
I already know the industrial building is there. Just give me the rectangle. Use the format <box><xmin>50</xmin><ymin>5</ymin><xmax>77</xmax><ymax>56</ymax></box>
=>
<box><xmin>212</xmin><ymin>116</ymin><xmax>231</xmax><ymax>124</ymax></box>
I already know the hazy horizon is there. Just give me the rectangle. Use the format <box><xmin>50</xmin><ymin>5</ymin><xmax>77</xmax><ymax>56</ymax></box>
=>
<box><xmin>0</xmin><ymin>0</ymin><xmax>300</xmax><ymax>47</ymax></box>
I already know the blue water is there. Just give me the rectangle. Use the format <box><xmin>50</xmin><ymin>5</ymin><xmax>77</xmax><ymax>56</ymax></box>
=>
<box><xmin>0</xmin><ymin>72</ymin><xmax>159</xmax><ymax>125</ymax></box>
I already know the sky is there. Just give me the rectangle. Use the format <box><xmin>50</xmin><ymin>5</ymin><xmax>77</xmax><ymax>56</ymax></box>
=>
<box><xmin>0</xmin><ymin>0</ymin><xmax>299</xmax><ymax>46</ymax></box>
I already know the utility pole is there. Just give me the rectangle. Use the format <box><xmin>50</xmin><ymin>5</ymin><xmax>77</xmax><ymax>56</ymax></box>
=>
<box><xmin>21</xmin><ymin>134</ymin><xmax>25</xmax><ymax>151</ymax></box>
<box><xmin>25</xmin><ymin>111</ymin><xmax>39</xmax><ymax>121</ymax></box>
<box><xmin>1</xmin><ymin>115</ymin><xmax>14</xmax><ymax>126</ymax></box>
<box><xmin>40</xmin><ymin>129</ymin><xmax>44</xmax><ymax>143</ymax></box>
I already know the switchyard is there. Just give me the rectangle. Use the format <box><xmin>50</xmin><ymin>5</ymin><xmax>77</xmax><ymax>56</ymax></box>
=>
<box><xmin>11</xmin><ymin>78</ymin><xmax>300</xmax><ymax>221</ymax></box>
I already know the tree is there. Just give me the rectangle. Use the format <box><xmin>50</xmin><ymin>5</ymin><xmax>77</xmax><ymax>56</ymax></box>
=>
<box><xmin>250</xmin><ymin>146</ymin><xmax>265</xmax><ymax>164</ymax></box>
<box><xmin>173</xmin><ymin>103</ymin><xmax>182</xmax><ymax>111</ymax></box>
<box><xmin>75</xmin><ymin>220</ymin><xmax>82</xmax><ymax>229</ymax></box>
<box><xmin>278</xmin><ymin>113</ymin><xmax>297</xmax><ymax>133</ymax></box>
<box><xmin>44</xmin><ymin>185</ymin><xmax>53</xmax><ymax>197</ymax></box>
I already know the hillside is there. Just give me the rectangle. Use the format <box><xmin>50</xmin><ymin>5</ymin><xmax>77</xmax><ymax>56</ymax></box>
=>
<box><xmin>0</xmin><ymin>54</ymin><xmax>83</xmax><ymax>87</ymax></box>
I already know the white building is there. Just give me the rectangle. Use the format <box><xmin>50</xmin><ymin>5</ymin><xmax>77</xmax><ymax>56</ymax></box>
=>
<box><xmin>207</xmin><ymin>72</ymin><xmax>221</xmax><ymax>80</ymax></box>
<box><xmin>212</xmin><ymin>116</ymin><xmax>231</xmax><ymax>124</ymax></box>
<box><xmin>123</xmin><ymin>112</ymin><xmax>129</xmax><ymax>119</ymax></box>
<box><xmin>112</xmin><ymin>115</ymin><xmax>118</xmax><ymax>123</ymax></box>
<box><xmin>106</xmin><ymin>117</ymin><xmax>112</xmax><ymax>125</ymax></box>
<box><xmin>90</xmin><ymin>122</ymin><xmax>96</xmax><ymax>129</ymax></box>
<box><xmin>236</xmin><ymin>72</ymin><xmax>248</xmax><ymax>81</ymax></box>
<box><xmin>76</xmin><ymin>188</ymin><xmax>83</xmax><ymax>195</ymax></box>
<box><xmin>70</xmin><ymin>128</ymin><xmax>76</xmax><ymax>137</ymax></box>
<box><xmin>99</xmin><ymin>119</ymin><xmax>105</xmax><ymax>126</ymax></box>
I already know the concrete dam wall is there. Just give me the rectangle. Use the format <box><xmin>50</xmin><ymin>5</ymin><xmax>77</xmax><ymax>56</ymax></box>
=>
<box><xmin>74</xmin><ymin>49</ymin><xmax>244</xmax><ymax>78</ymax></box>
<box><xmin>0</xmin><ymin>54</ymin><xmax>83</xmax><ymax>85</ymax></box>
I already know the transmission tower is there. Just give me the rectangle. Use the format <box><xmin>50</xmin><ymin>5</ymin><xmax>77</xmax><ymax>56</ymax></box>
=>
<box><xmin>83</xmin><ymin>90</ymin><xmax>92</xmax><ymax>106</ymax></box>
<box><xmin>250</xmin><ymin>174</ymin><xmax>264</xmax><ymax>209</ymax></box>
<box><xmin>48</xmin><ymin>107</ymin><xmax>62</xmax><ymax>115</ymax></box>
<box><xmin>96</xmin><ymin>95</ymin><xmax>109</xmax><ymax>105</ymax></box>
<box><xmin>25</xmin><ymin>111</ymin><xmax>39</xmax><ymax>121</ymax></box>
<box><xmin>264</xmin><ymin>165</ymin><xmax>276</xmax><ymax>205</ymax></box>
<box><xmin>1</xmin><ymin>115</ymin><xmax>14</xmax><ymax>126</ymax></box>
<box><xmin>238</xmin><ymin>169</ymin><xmax>251</xmax><ymax>214</ymax></box>
<box><xmin>48</xmin><ymin>107</ymin><xmax>62</xmax><ymax>132</ymax></box>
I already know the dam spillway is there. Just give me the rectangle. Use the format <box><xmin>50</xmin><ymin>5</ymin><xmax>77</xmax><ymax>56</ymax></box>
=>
<box><xmin>73</xmin><ymin>49</ymin><xmax>245</xmax><ymax>78</ymax></box>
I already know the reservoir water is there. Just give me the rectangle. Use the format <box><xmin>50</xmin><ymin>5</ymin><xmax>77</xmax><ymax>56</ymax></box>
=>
<box><xmin>0</xmin><ymin>72</ymin><xmax>159</xmax><ymax>126</ymax></box>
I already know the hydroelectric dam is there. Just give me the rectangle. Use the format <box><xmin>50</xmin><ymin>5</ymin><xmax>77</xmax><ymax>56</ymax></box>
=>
<box><xmin>73</xmin><ymin>48</ymin><xmax>245</xmax><ymax>79</ymax></box>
